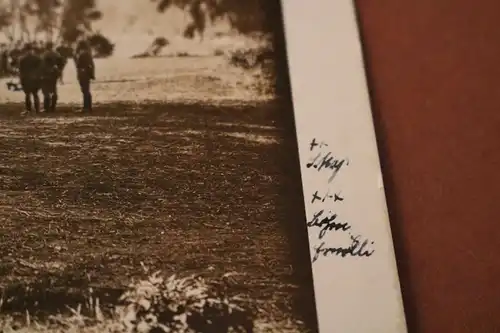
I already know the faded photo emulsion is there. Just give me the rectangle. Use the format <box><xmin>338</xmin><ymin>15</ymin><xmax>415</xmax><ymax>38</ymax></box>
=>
<box><xmin>0</xmin><ymin>0</ymin><xmax>319</xmax><ymax>332</ymax></box>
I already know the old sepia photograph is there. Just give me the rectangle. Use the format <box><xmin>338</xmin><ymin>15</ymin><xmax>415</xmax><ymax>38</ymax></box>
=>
<box><xmin>0</xmin><ymin>0</ymin><xmax>318</xmax><ymax>332</ymax></box>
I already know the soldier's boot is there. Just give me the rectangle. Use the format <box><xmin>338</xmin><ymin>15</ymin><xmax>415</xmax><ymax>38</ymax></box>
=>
<box><xmin>83</xmin><ymin>93</ymin><xmax>92</xmax><ymax>112</ymax></box>
<box><xmin>33</xmin><ymin>94</ymin><xmax>40</xmax><ymax>113</ymax></box>
<box><xmin>24</xmin><ymin>94</ymin><xmax>32</xmax><ymax>113</ymax></box>
<box><xmin>87</xmin><ymin>93</ymin><xmax>92</xmax><ymax>112</ymax></box>
<box><xmin>51</xmin><ymin>93</ymin><xmax>58</xmax><ymax>112</ymax></box>
<box><xmin>43</xmin><ymin>95</ymin><xmax>51</xmax><ymax>113</ymax></box>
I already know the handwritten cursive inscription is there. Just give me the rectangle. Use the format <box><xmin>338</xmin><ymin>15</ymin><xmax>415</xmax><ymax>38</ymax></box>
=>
<box><xmin>307</xmin><ymin>209</ymin><xmax>351</xmax><ymax>239</ymax></box>
<box><xmin>306</xmin><ymin>138</ymin><xmax>349</xmax><ymax>183</ymax></box>
<box><xmin>312</xmin><ymin>235</ymin><xmax>375</xmax><ymax>263</ymax></box>
<box><xmin>306</xmin><ymin>138</ymin><xmax>375</xmax><ymax>264</ymax></box>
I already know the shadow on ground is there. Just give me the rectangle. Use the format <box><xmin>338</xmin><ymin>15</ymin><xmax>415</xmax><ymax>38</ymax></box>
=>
<box><xmin>0</xmin><ymin>100</ymin><xmax>316</xmax><ymax>331</ymax></box>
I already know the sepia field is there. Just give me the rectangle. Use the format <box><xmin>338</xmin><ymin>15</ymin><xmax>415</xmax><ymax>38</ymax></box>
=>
<box><xmin>0</xmin><ymin>55</ymin><xmax>274</xmax><ymax>106</ymax></box>
<box><xmin>0</xmin><ymin>56</ymin><xmax>314</xmax><ymax>332</ymax></box>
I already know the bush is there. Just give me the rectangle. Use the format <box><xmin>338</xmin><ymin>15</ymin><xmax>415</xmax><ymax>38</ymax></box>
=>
<box><xmin>0</xmin><ymin>270</ymin><xmax>255</xmax><ymax>333</ymax></box>
<box><xmin>88</xmin><ymin>33</ymin><xmax>115</xmax><ymax>58</ymax></box>
<box><xmin>213</xmin><ymin>48</ymin><xmax>225</xmax><ymax>56</ymax></box>
<box><xmin>175</xmin><ymin>51</ymin><xmax>191</xmax><ymax>57</ymax></box>
<box><xmin>131</xmin><ymin>37</ymin><xmax>170</xmax><ymax>59</ymax></box>
<box><xmin>227</xmin><ymin>45</ymin><xmax>274</xmax><ymax>71</ymax></box>
<box><xmin>226</xmin><ymin>44</ymin><xmax>276</xmax><ymax>96</ymax></box>
<box><xmin>116</xmin><ymin>271</ymin><xmax>254</xmax><ymax>333</ymax></box>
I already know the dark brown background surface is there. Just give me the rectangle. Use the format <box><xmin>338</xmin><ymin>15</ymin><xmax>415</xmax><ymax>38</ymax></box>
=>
<box><xmin>354</xmin><ymin>1</ymin><xmax>500</xmax><ymax>332</ymax></box>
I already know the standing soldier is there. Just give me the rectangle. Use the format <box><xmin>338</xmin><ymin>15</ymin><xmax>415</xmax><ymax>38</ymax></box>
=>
<box><xmin>74</xmin><ymin>39</ymin><xmax>94</xmax><ymax>112</ymax></box>
<box><xmin>40</xmin><ymin>41</ymin><xmax>64</xmax><ymax>113</ymax></box>
<box><xmin>0</xmin><ymin>44</ymin><xmax>8</xmax><ymax>77</ymax></box>
<box><xmin>18</xmin><ymin>43</ymin><xmax>42</xmax><ymax>114</ymax></box>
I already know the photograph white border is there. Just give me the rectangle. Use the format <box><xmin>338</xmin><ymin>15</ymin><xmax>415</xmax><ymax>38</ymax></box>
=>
<box><xmin>280</xmin><ymin>1</ymin><xmax>408</xmax><ymax>332</ymax></box>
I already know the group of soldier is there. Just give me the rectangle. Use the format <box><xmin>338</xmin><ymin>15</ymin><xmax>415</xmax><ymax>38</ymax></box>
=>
<box><xmin>0</xmin><ymin>39</ymin><xmax>95</xmax><ymax>114</ymax></box>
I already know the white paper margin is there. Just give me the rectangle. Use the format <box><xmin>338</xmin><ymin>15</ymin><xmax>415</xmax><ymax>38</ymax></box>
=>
<box><xmin>280</xmin><ymin>1</ymin><xmax>408</xmax><ymax>332</ymax></box>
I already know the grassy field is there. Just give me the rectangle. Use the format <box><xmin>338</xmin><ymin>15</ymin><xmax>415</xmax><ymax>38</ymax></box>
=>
<box><xmin>0</xmin><ymin>55</ymin><xmax>316</xmax><ymax>332</ymax></box>
<box><xmin>0</xmin><ymin>56</ymin><xmax>274</xmax><ymax>106</ymax></box>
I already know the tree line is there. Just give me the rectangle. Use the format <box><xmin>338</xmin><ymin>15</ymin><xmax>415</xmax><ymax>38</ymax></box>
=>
<box><xmin>0</xmin><ymin>0</ymin><xmax>282</xmax><ymax>57</ymax></box>
<box><xmin>0</xmin><ymin>0</ymin><xmax>98</xmax><ymax>43</ymax></box>
<box><xmin>149</xmin><ymin>0</ymin><xmax>271</xmax><ymax>39</ymax></box>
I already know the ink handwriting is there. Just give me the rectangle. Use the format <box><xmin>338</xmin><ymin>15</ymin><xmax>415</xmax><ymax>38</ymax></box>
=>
<box><xmin>306</xmin><ymin>137</ymin><xmax>376</xmax><ymax>263</ymax></box>
<box><xmin>312</xmin><ymin>235</ymin><xmax>375</xmax><ymax>263</ymax></box>
<box><xmin>311</xmin><ymin>189</ymin><xmax>343</xmax><ymax>204</ymax></box>
<box><xmin>306</xmin><ymin>139</ymin><xmax>349</xmax><ymax>183</ymax></box>
<box><xmin>306</xmin><ymin>151</ymin><xmax>348</xmax><ymax>183</ymax></box>
<box><xmin>309</xmin><ymin>138</ymin><xmax>327</xmax><ymax>151</ymax></box>
<box><xmin>307</xmin><ymin>209</ymin><xmax>351</xmax><ymax>239</ymax></box>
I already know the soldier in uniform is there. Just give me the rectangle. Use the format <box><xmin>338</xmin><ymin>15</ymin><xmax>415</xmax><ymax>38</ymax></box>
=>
<box><xmin>0</xmin><ymin>44</ymin><xmax>8</xmax><ymax>76</ymax></box>
<box><xmin>74</xmin><ymin>39</ymin><xmax>95</xmax><ymax>112</ymax></box>
<box><xmin>40</xmin><ymin>41</ymin><xmax>64</xmax><ymax>113</ymax></box>
<box><xmin>18</xmin><ymin>43</ymin><xmax>42</xmax><ymax>114</ymax></box>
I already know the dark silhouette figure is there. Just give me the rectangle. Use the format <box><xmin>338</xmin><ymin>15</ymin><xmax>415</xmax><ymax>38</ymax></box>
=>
<box><xmin>74</xmin><ymin>39</ymin><xmax>95</xmax><ymax>112</ymax></box>
<box><xmin>40</xmin><ymin>41</ymin><xmax>64</xmax><ymax>112</ymax></box>
<box><xmin>0</xmin><ymin>43</ymin><xmax>8</xmax><ymax>77</ymax></box>
<box><xmin>18</xmin><ymin>43</ymin><xmax>42</xmax><ymax>114</ymax></box>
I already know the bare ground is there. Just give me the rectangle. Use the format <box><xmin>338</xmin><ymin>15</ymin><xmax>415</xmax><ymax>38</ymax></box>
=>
<box><xmin>0</xmin><ymin>98</ymin><xmax>315</xmax><ymax>332</ymax></box>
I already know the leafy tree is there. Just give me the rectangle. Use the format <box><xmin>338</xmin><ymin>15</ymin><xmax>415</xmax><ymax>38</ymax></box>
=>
<box><xmin>88</xmin><ymin>32</ymin><xmax>114</xmax><ymax>58</ymax></box>
<box><xmin>0</xmin><ymin>0</ymin><xmax>114</xmax><ymax>57</ymax></box>
<box><xmin>0</xmin><ymin>4</ymin><xmax>14</xmax><ymax>41</ymax></box>
<box><xmin>0</xmin><ymin>0</ymin><xmax>103</xmax><ymax>44</ymax></box>
<box><xmin>58</xmin><ymin>0</ymin><xmax>103</xmax><ymax>44</ymax></box>
<box><xmin>149</xmin><ymin>0</ymin><xmax>270</xmax><ymax>39</ymax></box>
<box><xmin>18</xmin><ymin>0</ymin><xmax>62</xmax><ymax>41</ymax></box>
